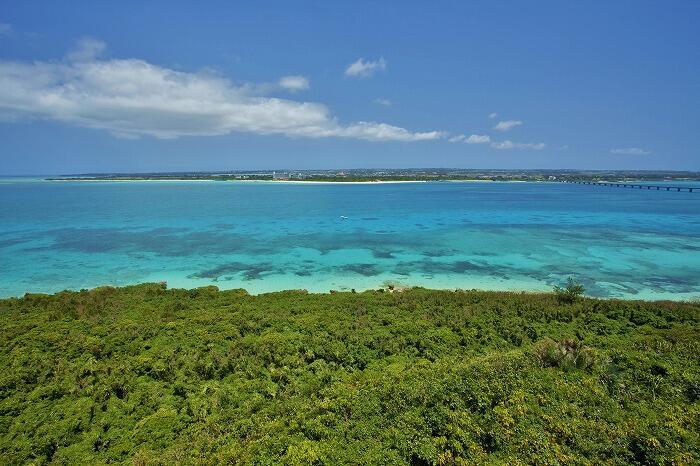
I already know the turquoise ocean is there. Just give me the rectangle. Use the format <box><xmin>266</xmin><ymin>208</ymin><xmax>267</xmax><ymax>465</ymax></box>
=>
<box><xmin>1</xmin><ymin>178</ymin><xmax>698</xmax><ymax>299</ymax></box>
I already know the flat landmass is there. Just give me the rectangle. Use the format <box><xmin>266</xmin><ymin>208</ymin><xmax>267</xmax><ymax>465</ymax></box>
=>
<box><xmin>46</xmin><ymin>168</ymin><xmax>700</xmax><ymax>184</ymax></box>
<box><xmin>1</xmin><ymin>284</ymin><xmax>698</xmax><ymax>464</ymax></box>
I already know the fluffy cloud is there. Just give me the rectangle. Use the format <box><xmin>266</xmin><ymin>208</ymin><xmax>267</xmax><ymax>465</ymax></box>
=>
<box><xmin>345</xmin><ymin>57</ymin><xmax>386</xmax><ymax>78</ymax></box>
<box><xmin>488</xmin><ymin>112</ymin><xmax>497</xmax><ymax>119</ymax></box>
<box><xmin>610</xmin><ymin>147</ymin><xmax>651</xmax><ymax>155</ymax></box>
<box><xmin>278</xmin><ymin>75</ymin><xmax>309</xmax><ymax>92</ymax></box>
<box><xmin>0</xmin><ymin>45</ymin><xmax>442</xmax><ymax>142</ymax></box>
<box><xmin>465</xmin><ymin>134</ymin><xmax>490</xmax><ymax>144</ymax></box>
<box><xmin>331</xmin><ymin>122</ymin><xmax>442</xmax><ymax>141</ymax></box>
<box><xmin>491</xmin><ymin>140</ymin><xmax>546</xmax><ymax>150</ymax></box>
<box><xmin>373</xmin><ymin>98</ymin><xmax>392</xmax><ymax>106</ymax></box>
<box><xmin>449</xmin><ymin>134</ymin><xmax>490</xmax><ymax>144</ymax></box>
<box><xmin>493</xmin><ymin>120</ymin><xmax>523</xmax><ymax>131</ymax></box>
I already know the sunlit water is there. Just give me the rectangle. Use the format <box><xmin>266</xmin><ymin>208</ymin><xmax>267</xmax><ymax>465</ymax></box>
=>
<box><xmin>1</xmin><ymin>178</ymin><xmax>699</xmax><ymax>299</ymax></box>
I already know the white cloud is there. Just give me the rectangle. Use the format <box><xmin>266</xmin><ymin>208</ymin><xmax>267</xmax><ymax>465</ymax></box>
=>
<box><xmin>610</xmin><ymin>147</ymin><xmax>651</xmax><ymax>155</ymax></box>
<box><xmin>345</xmin><ymin>57</ymin><xmax>386</xmax><ymax>78</ymax></box>
<box><xmin>0</xmin><ymin>45</ymin><xmax>443</xmax><ymax>142</ymax></box>
<box><xmin>491</xmin><ymin>140</ymin><xmax>546</xmax><ymax>150</ymax></box>
<box><xmin>465</xmin><ymin>134</ymin><xmax>490</xmax><ymax>144</ymax></box>
<box><xmin>374</xmin><ymin>98</ymin><xmax>392</xmax><ymax>106</ymax></box>
<box><xmin>67</xmin><ymin>37</ymin><xmax>106</xmax><ymax>62</ymax></box>
<box><xmin>449</xmin><ymin>134</ymin><xmax>490</xmax><ymax>144</ymax></box>
<box><xmin>278</xmin><ymin>75</ymin><xmax>309</xmax><ymax>92</ymax></box>
<box><xmin>331</xmin><ymin>122</ymin><xmax>443</xmax><ymax>141</ymax></box>
<box><xmin>493</xmin><ymin>120</ymin><xmax>523</xmax><ymax>131</ymax></box>
<box><xmin>488</xmin><ymin>112</ymin><xmax>497</xmax><ymax>119</ymax></box>
<box><xmin>0</xmin><ymin>23</ymin><xmax>13</xmax><ymax>37</ymax></box>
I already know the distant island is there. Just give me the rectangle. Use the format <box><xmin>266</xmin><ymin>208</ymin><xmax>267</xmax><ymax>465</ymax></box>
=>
<box><xmin>47</xmin><ymin>168</ymin><xmax>700</xmax><ymax>184</ymax></box>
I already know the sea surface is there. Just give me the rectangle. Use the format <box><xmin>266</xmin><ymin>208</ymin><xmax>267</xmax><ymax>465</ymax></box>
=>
<box><xmin>1</xmin><ymin>178</ymin><xmax>699</xmax><ymax>300</ymax></box>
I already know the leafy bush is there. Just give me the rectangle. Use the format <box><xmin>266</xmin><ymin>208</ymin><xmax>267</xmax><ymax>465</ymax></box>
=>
<box><xmin>534</xmin><ymin>337</ymin><xmax>595</xmax><ymax>371</ymax></box>
<box><xmin>553</xmin><ymin>277</ymin><xmax>585</xmax><ymax>303</ymax></box>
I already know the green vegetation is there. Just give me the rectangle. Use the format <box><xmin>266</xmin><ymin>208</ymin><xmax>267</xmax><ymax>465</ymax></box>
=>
<box><xmin>553</xmin><ymin>277</ymin><xmax>586</xmax><ymax>304</ymax></box>
<box><xmin>1</xmin><ymin>284</ymin><xmax>698</xmax><ymax>464</ymax></box>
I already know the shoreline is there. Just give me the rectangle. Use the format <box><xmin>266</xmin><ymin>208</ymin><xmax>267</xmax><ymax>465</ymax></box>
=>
<box><xmin>44</xmin><ymin>178</ymin><xmax>540</xmax><ymax>184</ymax></box>
<box><xmin>4</xmin><ymin>281</ymin><xmax>694</xmax><ymax>302</ymax></box>
<box><xmin>41</xmin><ymin>177</ymin><xmax>700</xmax><ymax>185</ymax></box>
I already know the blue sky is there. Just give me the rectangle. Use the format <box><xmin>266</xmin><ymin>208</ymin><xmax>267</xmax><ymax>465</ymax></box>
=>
<box><xmin>0</xmin><ymin>1</ymin><xmax>698</xmax><ymax>174</ymax></box>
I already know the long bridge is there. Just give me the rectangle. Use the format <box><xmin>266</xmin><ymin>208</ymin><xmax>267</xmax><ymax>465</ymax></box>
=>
<box><xmin>565</xmin><ymin>180</ymin><xmax>696</xmax><ymax>192</ymax></box>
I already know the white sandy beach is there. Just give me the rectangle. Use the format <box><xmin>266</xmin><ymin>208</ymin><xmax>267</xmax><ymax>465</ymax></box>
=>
<box><xmin>46</xmin><ymin>178</ymin><xmax>537</xmax><ymax>185</ymax></box>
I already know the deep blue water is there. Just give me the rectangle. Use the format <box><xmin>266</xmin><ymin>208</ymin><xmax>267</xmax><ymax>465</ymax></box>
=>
<box><xmin>1</xmin><ymin>179</ymin><xmax>699</xmax><ymax>299</ymax></box>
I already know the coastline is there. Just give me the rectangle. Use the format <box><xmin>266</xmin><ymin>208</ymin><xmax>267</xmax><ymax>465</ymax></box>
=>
<box><xmin>235</xmin><ymin>179</ymin><xmax>429</xmax><ymax>185</ymax></box>
<box><xmin>44</xmin><ymin>178</ymin><xmax>535</xmax><ymax>184</ymax></box>
<box><xmin>4</xmin><ymin>280</ymin><xmax>696</xmax><ymax>302</ymax></box>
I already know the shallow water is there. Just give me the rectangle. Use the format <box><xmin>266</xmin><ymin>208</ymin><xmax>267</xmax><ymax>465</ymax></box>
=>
<box><xmin>0</xmin><ymin>179</ymin><xmax>698</xmax><ymax>299</ymax></box>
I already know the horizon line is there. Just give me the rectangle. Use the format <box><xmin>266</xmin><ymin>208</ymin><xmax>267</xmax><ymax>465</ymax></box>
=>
<box><xmin>4</xmin><ymin>167</ymin><xmax>700</xmax><ymax>177</ymax></box>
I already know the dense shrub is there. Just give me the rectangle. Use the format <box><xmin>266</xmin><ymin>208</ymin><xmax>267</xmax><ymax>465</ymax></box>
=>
<box><xmin>534</xmin><ymin>337</ymin><xmax>596</xmax><ymax>371</ymax></box>
<box><xmin>553</xmin><ymin>277</ymin><xmax>585</xmax><ymax>304</ymax></box>
<box><xmin>0</xmin><ymin>284</ymin><xmax>698</xmax><ymax>464</ymax></box>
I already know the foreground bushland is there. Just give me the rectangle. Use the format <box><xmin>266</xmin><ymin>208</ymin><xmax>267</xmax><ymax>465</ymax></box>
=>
<box><xmin>0</xmin><ymin>284</ymin><xmax>698</xmax><ymax>465</ymax></box>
